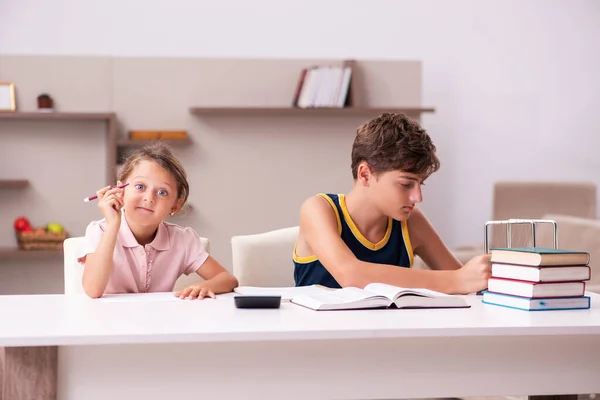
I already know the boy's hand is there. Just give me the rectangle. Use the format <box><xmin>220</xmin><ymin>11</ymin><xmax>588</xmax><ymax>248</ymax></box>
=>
<box><xmin>96</xmin><ymin>181</ymin><xmax>125</xmax><ymax>226</ymax></box>
<box><xmin>175</xmin><ymin>285</ymin><xmax>216</xmax><ymax>300</ymax></box>
<box><xmin>455</xmin><ymin>254</ymin><xmax>492</xmax><ymax>294</ymax></box>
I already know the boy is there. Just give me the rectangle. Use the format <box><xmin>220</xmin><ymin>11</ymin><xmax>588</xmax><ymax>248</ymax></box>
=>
<box><xmin>293</xmin><ymin>112</ymin><xmax>491</xmax><ymax>294</ymax></box>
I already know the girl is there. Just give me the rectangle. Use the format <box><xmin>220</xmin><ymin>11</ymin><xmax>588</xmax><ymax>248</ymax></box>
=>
<box><xmin>78</xmin><ymin>142</ymin><xmax>238</xmax><ymax>299</ymax></box>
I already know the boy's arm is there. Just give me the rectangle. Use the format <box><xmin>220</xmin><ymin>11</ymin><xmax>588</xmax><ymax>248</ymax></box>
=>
<box><xmin>82</xmin><ymin>222</ymin><xmax>119</xmax><ymax>298</ymax></box>
<box><xmin>300</xmin><ymin>196</ymin><xmax>465</xmax><ymax>294</ymax></box>
<box><xmin>407</xmin><ymin>208</ymin><xmax>462</xmax><ymax>271</ymax></box>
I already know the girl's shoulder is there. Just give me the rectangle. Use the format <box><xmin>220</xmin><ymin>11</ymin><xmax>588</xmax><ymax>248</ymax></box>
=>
<box><xmin>85</xmin><ymin>218</ymin><xmax>108</xmax><ymax>233</ymax></box>
<box><xmin>161</xmin><ymin>221</ymin><xmax>200</xmax><ymax>238</ymax></box>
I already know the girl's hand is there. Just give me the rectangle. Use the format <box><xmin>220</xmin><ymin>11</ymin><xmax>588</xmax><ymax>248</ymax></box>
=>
<box><xmin>96</xmin><ymin>182</ymin><xmax>125</xmax><ymax>226</ymax></box>
<box><xmin>175</xmin><ymin>285</ymin><xmax>216</xmax><ymax>300</ymax></box>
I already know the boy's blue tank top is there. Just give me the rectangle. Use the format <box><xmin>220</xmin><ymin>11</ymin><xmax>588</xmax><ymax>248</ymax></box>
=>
<box><xmin>293</xmin><ymin>193</ymin><xmax>413</xmax><ymax>288</ymax></box>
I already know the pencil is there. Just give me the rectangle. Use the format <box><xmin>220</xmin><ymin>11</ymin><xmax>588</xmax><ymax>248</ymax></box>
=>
<box><xmin>83</xmin><ymin>183</ymin><xmax>129</xmax><ymax>202</ymax></box>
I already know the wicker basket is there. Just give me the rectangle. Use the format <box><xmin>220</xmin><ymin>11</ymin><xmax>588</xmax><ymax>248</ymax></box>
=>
<box><xmin>16</xmin><ymin>230</ymin><xmax>69</xmax><ymax>251</ymax></box>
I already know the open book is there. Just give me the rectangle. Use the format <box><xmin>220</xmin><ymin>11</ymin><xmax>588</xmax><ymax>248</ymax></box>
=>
<box><xmin>289</xmin><ymin>283</ymin><xmax>470</xmax><ymax>311</ymax></box>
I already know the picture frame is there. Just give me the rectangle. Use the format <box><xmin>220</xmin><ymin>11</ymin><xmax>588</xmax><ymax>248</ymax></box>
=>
<box><xmin>0</xmin><ymin>82</ymin><xmax>16</xmax><ymax>111</ymax></box>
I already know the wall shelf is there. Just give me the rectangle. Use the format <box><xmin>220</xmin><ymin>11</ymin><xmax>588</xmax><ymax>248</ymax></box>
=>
<box><xmin>0</xmin><ymin>179</ymin><xmax>29</xmax><ymax>189</ymax></box>
<box><xmin>0</xmin><ymin>112</ymin><xmax>115</xmax><ymax>121</ymax></box>
<box><xmin>117</xmin><ymin>138</ymin><xmax>192</xmax><ymax>147</ymax></box>
<box><xmin>189</xmin><ymin>107</ymin><xmax>435</xmax><ymax>117</ymax></box>
<box><xmin>0</xmin><ymin>248</ymin><xmax>63</xmax><ymax>259</ymax></box>
<box><xmin>0</xmin><ymin>111</ymin><xmax>118</xmax><ymax>185</ymax></box>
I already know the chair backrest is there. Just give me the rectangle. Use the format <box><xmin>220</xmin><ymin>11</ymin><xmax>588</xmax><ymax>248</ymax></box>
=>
<box><xmin>493</xmin><ymin>182</ymin><xmax>597</xmax><ymax>221</ymax></box>
<box><xmin>64</xmin><ymin>236</ymin><xmax>211</xmax><ymax>294</ymax></box>
<box><xmin>490</xmin><ymin>182</ymin><xmax>597</xmax><ymax>248</ymax></box>
<box><xmin>63</xmin><ymin>237</ymin><xmax>87</xmax><ymax>294</ymax></box>
<box><xmin>540</xmin><ymin>214</ymin><xmax>600</xmax><ymax>292</ymax></box>
<box><xmin>231</xmin><ymin>226</ymin><xmax>299</xmax><ymax>287</ymax></box>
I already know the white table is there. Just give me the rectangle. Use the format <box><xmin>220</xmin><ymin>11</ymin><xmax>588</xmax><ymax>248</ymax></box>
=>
<box><xmin>1</xmin><ymin>292</ymin><xmax>600</xmax><ymax>400</ymax></box>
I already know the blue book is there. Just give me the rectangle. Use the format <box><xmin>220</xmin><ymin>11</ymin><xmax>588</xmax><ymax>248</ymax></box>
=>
<box><xmin>482</xmin><ymin>291</ymin><xmax>591</xmax><ymax>311</ymax></box>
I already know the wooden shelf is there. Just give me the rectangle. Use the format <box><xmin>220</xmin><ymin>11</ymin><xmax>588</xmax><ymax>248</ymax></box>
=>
<box><xmin>117</xmin><ymin>138</ymin><xmax>192</xmax><ymax>147</ymax></box>
<box><xmin>0</xmin><ymin>111</ymin><xmax>118</xmax><ymax>184</ymax></box>
<box><xmin>189</xmin><ymin>107</ymin><xmax>435</xmax><ymax>117</ymax></box>
<box><xmin>0</xmin><ymin>179</ymin><xmax>29</xmax><ymax>189</ymax></box>
<box><xmin>0</xmin><ymin>111</ymin><xmax>115</xmax><ymax>121</ymax></box>
<box><xmin>0</xmin><ymin>248</ymin><xmax>63</xmax><ymax>259</ymax></box>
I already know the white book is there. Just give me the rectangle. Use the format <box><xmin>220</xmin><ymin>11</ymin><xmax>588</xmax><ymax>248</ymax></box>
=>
<box><xmin>491</xmin><ymin>263</ymin><xmax>591</xmax><ymax>282</ymax></box>
<box><xmin>289</xmin><ymin>283</ymin><xmax>469</xmax><ymax>311</ymax></box>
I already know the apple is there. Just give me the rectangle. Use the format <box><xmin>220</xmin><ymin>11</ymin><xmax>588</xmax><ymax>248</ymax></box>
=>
<box><xmin>47</xmin><ymin>223</ymin><xmax>63</xmax><ymax>233</ymax></box>
<box><xmin>14</xmin><ymin>217</ymin><xmax>32</xmax><ymax>232</ymax></box>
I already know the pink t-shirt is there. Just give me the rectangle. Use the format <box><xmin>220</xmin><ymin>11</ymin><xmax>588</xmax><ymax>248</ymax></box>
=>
<box><xmin>78</xmin><ymin>217</ymin><xmax>209</xmax><ymax>294</ymax></box>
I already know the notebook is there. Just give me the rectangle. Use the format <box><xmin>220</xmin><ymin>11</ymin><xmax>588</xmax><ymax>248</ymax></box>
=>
<box><xmin>233</xmin><ymin>285</ymin><xmax>329</xmax><ymax>301</ymax></box>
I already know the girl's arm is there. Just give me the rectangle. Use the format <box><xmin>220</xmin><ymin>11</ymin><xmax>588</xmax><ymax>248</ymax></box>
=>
<box><xmin>175</xmin><ymin>256</ymin><xmax>238</xmax><ymax>299</ymax></box>
<box><xmin>82</xmin><ymin>185</ymin><xmax>124</xmax><ymax>298</ymax></box>
<box><xmin>82</xmin><ymin>222</ymin><xmax>119</xmax><ymax>298</ymax></box>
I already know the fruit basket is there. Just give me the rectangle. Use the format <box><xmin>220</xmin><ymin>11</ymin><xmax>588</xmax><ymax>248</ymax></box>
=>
<box><xmin>16</xmin><ymin>229</ymin><xmax>69</xmax><ymax>250</ymax></box>
<box><xmin>13</xmin><ymin>217</ymin><xmax>69</xmax><ymax>251</ymax></box>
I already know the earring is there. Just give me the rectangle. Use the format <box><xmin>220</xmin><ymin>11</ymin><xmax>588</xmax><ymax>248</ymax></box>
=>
<box><xmin>170</xmin><ymin>211</ymin><xmax>175</xmax><ymax>216</ymax></box>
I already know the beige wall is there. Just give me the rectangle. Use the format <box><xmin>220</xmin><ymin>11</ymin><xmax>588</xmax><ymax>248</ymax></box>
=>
<box><xmin>0</xmin><ymin>55</ymin><xmax>424</xmax><ymax>294</ymax></box>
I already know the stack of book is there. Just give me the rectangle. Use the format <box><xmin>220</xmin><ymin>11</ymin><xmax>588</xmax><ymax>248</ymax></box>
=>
<box><xmin>482</xmin><ymin>247</ymin><xmax>592</xmax><ymax>311</ymax></box>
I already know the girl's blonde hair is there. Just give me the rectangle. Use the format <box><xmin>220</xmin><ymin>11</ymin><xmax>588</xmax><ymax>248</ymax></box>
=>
<box><xmin>118</xmin><ymin>141</ymin><xmax>189</xmax><ymax>212</ymax></box>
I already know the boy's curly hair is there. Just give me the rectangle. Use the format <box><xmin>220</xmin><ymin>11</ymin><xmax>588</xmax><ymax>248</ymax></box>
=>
<box><xmin>351</xmin><ymin>112</ymin><xmax>440</xmax><ymax>180</ymax></box>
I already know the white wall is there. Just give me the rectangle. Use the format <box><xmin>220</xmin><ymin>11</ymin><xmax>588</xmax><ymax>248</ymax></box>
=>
<box><xmin>1</xmin><ymin>0</ymin><xmax>599</xmax><ymax>250</ymax></box>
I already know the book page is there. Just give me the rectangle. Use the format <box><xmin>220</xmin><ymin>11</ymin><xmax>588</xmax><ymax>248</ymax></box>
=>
<box><xmin>296</xmin><ymin>287</ymin><xmax>379</xmax><ymax>304</ymax></box>
<box><xmin>364</xmin><ymin>283</ymin><xmax>452</xmax><ymax>301</ymax></box>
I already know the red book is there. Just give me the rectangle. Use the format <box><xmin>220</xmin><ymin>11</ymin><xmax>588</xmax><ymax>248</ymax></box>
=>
<box><xmin>487</xmin><ymin>277</ymin><xmax>586</xmax><ymax>298</ymax></box>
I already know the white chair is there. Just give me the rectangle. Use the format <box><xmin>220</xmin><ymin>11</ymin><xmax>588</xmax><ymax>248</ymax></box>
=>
<box><xmin>63</xmin><ymin>236</ymin><xmax>87</xmax><ymax>294</ymax></box>
<box><xmin>63</xmin><ymin>236</ymin><xmax>210</xmax><ymax>294</ymax></box>
<box><xmin>231</xmin><ymin>226</ymin><xmax>299</xmax><ymax>287</ymax></box>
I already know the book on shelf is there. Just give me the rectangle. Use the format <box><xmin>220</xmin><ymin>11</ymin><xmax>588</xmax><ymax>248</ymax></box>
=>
<box><xmin>481</xmin><ymin>291</ymin><xmax>591</xmax><ymax>311</ymax></box>
<box><xmin>292</xmin><ymin>65</ymin><xmax>352</xmax><ymax>109</ymax></box>
<box><xmin>490</xmin><ymin>263</ymin><xmax>591</xmax><ymax>283</ymax></box>
<box><xmin>490</xmin><ymin>247</ymin><xmax>590</xmax><ymax>266</ymax></box>
<box><xmin>235</xmin><ymin>283</ymin><xmax>469</xmax><ymax>310</ymax></box>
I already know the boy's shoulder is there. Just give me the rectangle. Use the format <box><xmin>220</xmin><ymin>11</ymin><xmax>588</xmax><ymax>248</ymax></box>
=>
<box><xmin>302</xmin><ymin>193</ymin><xmax>342</xmax><ymax>211</ymax></box>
